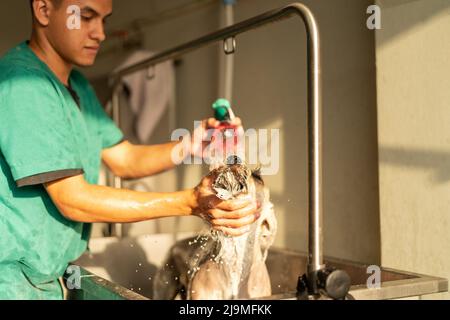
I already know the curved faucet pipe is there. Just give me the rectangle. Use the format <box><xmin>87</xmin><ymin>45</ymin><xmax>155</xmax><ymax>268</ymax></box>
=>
<box><xmin>110</xmin><ymin>2</ymin><xmax>323</xmax><ymax>274</ymax></box>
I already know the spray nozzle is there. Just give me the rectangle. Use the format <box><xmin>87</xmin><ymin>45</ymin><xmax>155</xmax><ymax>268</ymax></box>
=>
<box><xmin>212</xmin><ymin>98</ymin><xmax>235</xmax><ymax>122</ymax></box>
<box><xmin>208</xmin><ymin>99</ymin><xmax>241</xmax><ymax>170</ymax></box>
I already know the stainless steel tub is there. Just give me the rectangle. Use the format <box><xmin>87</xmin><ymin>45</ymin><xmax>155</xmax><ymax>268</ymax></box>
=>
<box><xmin>68</xmin><ymin>234</ymin><xmax>447</xmax><ymax>300</ymax></box>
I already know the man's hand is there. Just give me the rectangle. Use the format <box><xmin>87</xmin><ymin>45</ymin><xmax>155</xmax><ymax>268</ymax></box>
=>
<box><xmin>190</xmin><ymin>171</ymin><xmax>259</xmax><ymax>236</ymax></box>
<box><xmin>189</xmin><ymin>117</ymin><xmax>244</xmax><ymax>160</ymax></box>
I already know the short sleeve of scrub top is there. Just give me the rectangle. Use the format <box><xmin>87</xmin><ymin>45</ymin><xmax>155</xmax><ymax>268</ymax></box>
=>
<box><xmin>0</xmin><ymin>69</ymin><xmax>85</xmax><ymax>186</ymax></box>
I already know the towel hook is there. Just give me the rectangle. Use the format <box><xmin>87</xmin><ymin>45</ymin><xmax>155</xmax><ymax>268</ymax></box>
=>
<box><xmin>147</xmin><ymin>65</ymin><xmax>155</xmax><ymax>80</ymax></box>
<box><xmin>223</xmin><ymin>36</ymin><xmax>236</xmax><ymax>55</ymax></box>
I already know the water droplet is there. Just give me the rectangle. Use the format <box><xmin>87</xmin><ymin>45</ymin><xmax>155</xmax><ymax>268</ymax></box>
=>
<box><xmin>138</xmin><ymin>263</ymin><xmax>142</xmax><ymax>267</ymax></box>
<box><xmin>138</xmin><ymin>288</ymin><xmax>141</xmax><ymax>291</ymax></box>
<box><xmin>174</xmin><ymin>277</ymin><xmax>178</xmax><ymax>280</ymax></box>
<box><xmin>148</xmin><ymin>277</ymin><xmax>152</xmax><ymax>280</ymax></box>
<box><xmin>135</xmin><ymin>270</ymin><xmax>138</xmax><ymax>273</ymax></box>
<box><xmin>165</xmin><ymin>281</ymin><xmax>169</xmax><ymax>285</ymax></box>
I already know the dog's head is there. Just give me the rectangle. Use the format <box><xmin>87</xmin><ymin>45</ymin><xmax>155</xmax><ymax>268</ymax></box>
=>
<box><xmin>209</xmin><ymin>157</ymin><xmax>277</xmax><ymax>256</ymax></box>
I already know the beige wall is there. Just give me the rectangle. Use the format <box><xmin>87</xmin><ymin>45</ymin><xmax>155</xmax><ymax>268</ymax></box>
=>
<box><xmin>376</xmin><ymin>0</ymin><xmax>450</xmax><ymax>299</ymax></box>
<box><xmin>0</xmin><ymin>0</ymin><xmax>380</xmax><ymax>264</ymax></box>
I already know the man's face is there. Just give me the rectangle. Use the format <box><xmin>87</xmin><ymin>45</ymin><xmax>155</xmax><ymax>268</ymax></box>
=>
<box><xmin>45</xmin><ymin>0</ymin><xmax>113</xmax><ymax>67</ymax></box>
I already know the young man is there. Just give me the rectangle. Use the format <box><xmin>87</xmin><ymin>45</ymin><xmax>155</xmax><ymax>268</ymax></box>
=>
<box><xmin>0</xmin><ymin>0</ymin><xmax>258</xmax><ymax>299</ymax></box>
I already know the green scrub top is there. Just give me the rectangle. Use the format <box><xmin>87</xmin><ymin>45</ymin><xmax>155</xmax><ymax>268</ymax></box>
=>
<box><xmin>0</xmin><ymin>42</ymin><xmax>124</xmax><ymax>299</ymax></box>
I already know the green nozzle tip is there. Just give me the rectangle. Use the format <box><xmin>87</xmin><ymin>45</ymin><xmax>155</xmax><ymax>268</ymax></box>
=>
<box><xmin>212</xmin><ymin>98</ymin><xmax>231</xmax><ymax>109</ymax></box>
<box><xmin>212</xmin><ymin>98</ymin><xmax>231</xmax><ymax>121</ymax></box>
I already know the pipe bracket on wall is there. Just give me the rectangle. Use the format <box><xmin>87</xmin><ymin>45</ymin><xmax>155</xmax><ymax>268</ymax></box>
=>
<box><xmin>223</xmin><ymin>36</ymin><xmax>236</xmax><ymax>55</ymax></box>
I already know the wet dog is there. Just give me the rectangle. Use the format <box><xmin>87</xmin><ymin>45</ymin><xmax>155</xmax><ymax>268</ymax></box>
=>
<box><xmin>153</xmin><ymin>162</ymin><xmax>277</xmax><ymax>300</ymax></box>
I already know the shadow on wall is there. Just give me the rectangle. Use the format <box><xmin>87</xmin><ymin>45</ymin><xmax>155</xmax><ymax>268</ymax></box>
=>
<box><xmin>379</xmin><ymin>146</ymin><xmax>450</xmax><ymax>184</ymax></box>
<box><xmin>376</xmin><ymin>0</ymin><xmax>450</xmax><ymax>47</ymax></box>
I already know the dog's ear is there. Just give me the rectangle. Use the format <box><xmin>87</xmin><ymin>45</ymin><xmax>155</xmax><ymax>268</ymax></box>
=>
<box><xmin>251</xmin><ymin>166</ymin><xmax>264</xmax><ymax>185</ymax></box>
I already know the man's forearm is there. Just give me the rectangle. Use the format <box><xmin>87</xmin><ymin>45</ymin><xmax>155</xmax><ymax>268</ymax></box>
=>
<box><xmin>45</xmin><ymin>175</ymin><xmax>197</xmax><ymax>223</ymax></box>
<box><xmin>104</xmin><ymin>140</ymin><xmax>188</xmax><ymax>180</ymax></box>
<box><xmin>126</xmin><ymin>141</ymin><xmax>181</xmax><ymax>178</ymax></box>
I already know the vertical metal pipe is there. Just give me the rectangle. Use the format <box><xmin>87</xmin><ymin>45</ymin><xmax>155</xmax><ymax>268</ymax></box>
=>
<box><xmin>223</xmin><ymin>1</ymin><xmax>235</xmax><ymax>101</ymax></box>
<box><xmin>292</xmin><ymin>4</ymin><xmax>324</xmax><ymax>274</ymax></box>
<box><xmin>110</xmin><ymin>83</ymin><xmax>123</xmax><ymax>238</ymax></box>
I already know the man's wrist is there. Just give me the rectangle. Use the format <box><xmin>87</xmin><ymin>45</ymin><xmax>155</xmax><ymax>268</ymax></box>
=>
<box><xmin>182</xmin><ymin>188</ymin><xmax>198</xmax><ymax>216</ymax></box>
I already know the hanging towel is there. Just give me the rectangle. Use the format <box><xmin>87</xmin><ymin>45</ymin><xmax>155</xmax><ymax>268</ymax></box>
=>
<box><xmin>113</xmin><ymin>50</ymin><xmax>175</xmax><ymax>143</ymax></box>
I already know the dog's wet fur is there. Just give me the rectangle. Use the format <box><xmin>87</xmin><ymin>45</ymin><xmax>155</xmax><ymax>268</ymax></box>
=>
<box><xmin>153</xmin><ymin>161</ymin><xmax>277</xmax><ymax>300</ymax></box>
